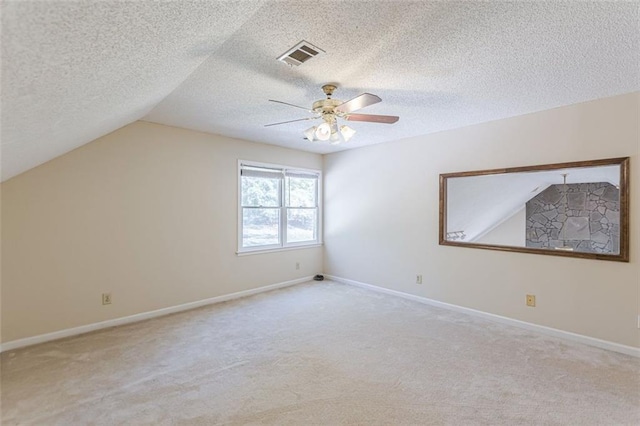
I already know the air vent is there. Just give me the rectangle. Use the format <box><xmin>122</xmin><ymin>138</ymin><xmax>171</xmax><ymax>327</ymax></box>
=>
<box><xmin>277</xmin><ymin>40</ymin><xmax>324</xmax><ymax>66</ymax></box>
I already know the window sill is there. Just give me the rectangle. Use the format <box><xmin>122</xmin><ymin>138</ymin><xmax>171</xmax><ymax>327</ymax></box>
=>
<box><xmin>236</xmin><ymin>243</ymin><xmax>323</xmax><ymax>256</ymax></box>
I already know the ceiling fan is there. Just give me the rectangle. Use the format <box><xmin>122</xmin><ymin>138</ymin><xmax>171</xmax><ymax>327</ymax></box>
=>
<box><xmin>265</xmin><ymin>84</ymin><xmax>399</xmax><ymax>144</ymax></box>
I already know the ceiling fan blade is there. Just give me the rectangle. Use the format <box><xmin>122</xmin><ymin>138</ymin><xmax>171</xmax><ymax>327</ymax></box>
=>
<box><xmin>335</xmin><ymin>93</ymin><xmax>381</xmax><ymax>114</ymax></box>
<box><xmin>345</xmin><ymin>113</ymin><xmax>399</xmax><ymax>124</ymax></box>
<box><xmin>268</xmin><ymin>99</ymin><xmax>313</xmax><ymax>112</ymax></box>
<box><xmin>264</xmin><ymin>117</ymin><xmax>318</xmax><ymax>127</ymax></box>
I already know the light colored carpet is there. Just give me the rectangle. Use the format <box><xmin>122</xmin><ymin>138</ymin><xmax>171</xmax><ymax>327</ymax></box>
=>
<box><xmin>1</xmin><ymin>280</ymin><xmax>639</xmax><ymax>425</ymax></box>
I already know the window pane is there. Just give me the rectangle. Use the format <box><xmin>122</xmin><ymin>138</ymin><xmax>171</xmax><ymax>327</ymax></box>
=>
<box><xmin>241</xmin><ymin>176</ymin><xmax>280</xmax><ymax>207</ymax></box>
<box><xmin>243</xmin><ymin>208</ymin><xmax>280</xmax><ymax>247</ymax></box>
<box><xmin>286</xmin><ymin>177</ymin><xmax>317</xmax><ymax>207</ymax></box>
<box><xmin>287</xmin><ymin>209</ymin><xmax>317</xmax><ymax>243</ymax></box>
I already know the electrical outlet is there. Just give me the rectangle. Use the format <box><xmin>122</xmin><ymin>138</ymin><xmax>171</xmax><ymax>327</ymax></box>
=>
<box><xmin>102</xmin><ymin>293</ymin><xmax>112</xmax><ymax>305</ymax></box>
<box><xmin>416</xmin><ymin>275</ymin><xmax>423</xmax><ymax>284</ymax></box>
<box><xmin>295</xmin><ymin>262</ymin><xmax>300</xmax><ymax>270</ymax></box>
<box><xmin>526</xmin><ymin>294</ymin><xmax>536</xmax><ymax>307</ymax></box>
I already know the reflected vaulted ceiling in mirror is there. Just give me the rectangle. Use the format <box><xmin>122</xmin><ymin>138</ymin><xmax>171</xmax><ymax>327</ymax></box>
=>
<box><xmin>439</xmin><ymin>158</ymin><xmax>629</xmax><ymax>262</ymax></box>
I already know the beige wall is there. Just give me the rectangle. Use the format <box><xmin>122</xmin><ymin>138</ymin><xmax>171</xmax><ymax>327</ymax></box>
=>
<box><xmin>1</xmin><ymin>122</ymin><xmax>323</xmax><ymax>343</ymax></box>
<box><xmin>324</xmin><ymin>92</ymin><xmax>639</xmax><ymax>348</ymax></box>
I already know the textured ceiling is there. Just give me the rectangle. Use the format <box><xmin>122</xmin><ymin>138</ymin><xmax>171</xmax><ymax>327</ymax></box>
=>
<box><xmin>2</xmin><ymin>1</ymin><xmax>639</xmax><ymax>181</ymax></box>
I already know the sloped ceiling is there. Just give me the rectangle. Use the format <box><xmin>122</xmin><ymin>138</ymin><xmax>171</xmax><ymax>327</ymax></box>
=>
<box><xmin>2</xmin><ymin>1</ymin><xmax>638</xmax><ymax>181</ymax></box>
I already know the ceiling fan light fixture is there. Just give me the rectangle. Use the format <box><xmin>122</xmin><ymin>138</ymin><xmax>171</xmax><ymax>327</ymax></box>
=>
<box><xmin>303</xmin><ymin>126</ymin><xmax>317</xmax><ymax>141</ymax></box>
<box><xmin>340</xmin><ymin>125</ymin><xmax>356</xmax><ymax>142</ymax></box>
<box><xmin>315</xmin><ymin>122</ymin><xmax>331</xmax><ymax>141</ymax></box>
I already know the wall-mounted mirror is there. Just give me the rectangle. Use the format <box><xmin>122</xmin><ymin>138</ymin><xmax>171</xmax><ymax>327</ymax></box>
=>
<box><xmin>439</xmin><ymin>157</ymin><xmax>629</xmax><ymax>262</ymax></box>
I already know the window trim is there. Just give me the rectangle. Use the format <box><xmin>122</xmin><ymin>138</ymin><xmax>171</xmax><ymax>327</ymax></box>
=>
<box><xmin>237</xmin><ymin>159</ymin><xmax>322</xmax><ymax>254</ymax></box>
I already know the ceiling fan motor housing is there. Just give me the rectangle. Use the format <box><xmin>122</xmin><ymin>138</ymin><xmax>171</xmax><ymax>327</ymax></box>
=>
<box><xmin>312</xmin><ymin>98</ymin><xmax>343</xmax><ymax>116</ymax></box>
<box><xmin>314</xmin><ymin>84</ymin><xmax>344</xmax><ymax>124</ymax></box>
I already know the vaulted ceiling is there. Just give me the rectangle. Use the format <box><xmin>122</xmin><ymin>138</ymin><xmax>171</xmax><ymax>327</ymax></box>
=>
<box><xmin>2</xmin><ymin>1</ymin><xmax>638</xmax><ymax>181</ymax></box>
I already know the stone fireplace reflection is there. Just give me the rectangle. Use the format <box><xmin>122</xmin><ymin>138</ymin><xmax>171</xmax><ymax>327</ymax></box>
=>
<box><xmin>525</xmin><ymin>182</ymin><xmax>619</xmax><ymax>254</ymax></box>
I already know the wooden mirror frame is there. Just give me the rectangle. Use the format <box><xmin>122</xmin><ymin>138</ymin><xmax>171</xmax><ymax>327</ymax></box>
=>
<box><xmin>439</xmin><ymin>157</ymin><xmax>630</xmax><ymax>262</ymax></box>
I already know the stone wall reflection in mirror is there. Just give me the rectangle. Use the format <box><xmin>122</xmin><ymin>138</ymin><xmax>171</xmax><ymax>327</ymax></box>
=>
<box><xmin>525</xmin><ymin>181</ymin><xmax>619</xmax><ymax>254</ymax></box>
<box><xmin>439</xmin><ymin>158</ymin><xmax>629</xmax><ymax>262</ymax></box>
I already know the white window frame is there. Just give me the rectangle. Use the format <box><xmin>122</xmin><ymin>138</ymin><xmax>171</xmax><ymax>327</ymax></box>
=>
<box><xmin>237</xmin><ymin>160</ymin><xmax>322</xmax><ymax>254</ymax></box>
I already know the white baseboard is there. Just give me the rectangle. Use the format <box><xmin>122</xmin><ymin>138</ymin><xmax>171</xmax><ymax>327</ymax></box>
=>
<box><xmin>0</xmin><ymin>276</ymin><xmax>312</xmax><ymax>353</ymax></box>
<box><xmin>325</xmin><ymin>274</ymin><xmax>640</xmax><ymax>358</ymax></box>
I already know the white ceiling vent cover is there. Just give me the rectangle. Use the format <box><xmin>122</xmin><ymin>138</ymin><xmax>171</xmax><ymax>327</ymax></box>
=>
<box><xmin>277</xmin><ymin>40</ymin><xmax>324</xmax><ymax>66</ymax></box>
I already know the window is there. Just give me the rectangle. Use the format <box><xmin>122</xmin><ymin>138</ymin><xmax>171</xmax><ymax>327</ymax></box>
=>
<box><xmin>238</xmin><ymin>161</ymin><xmax>321</xmax><ymax>253</ymax></box>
